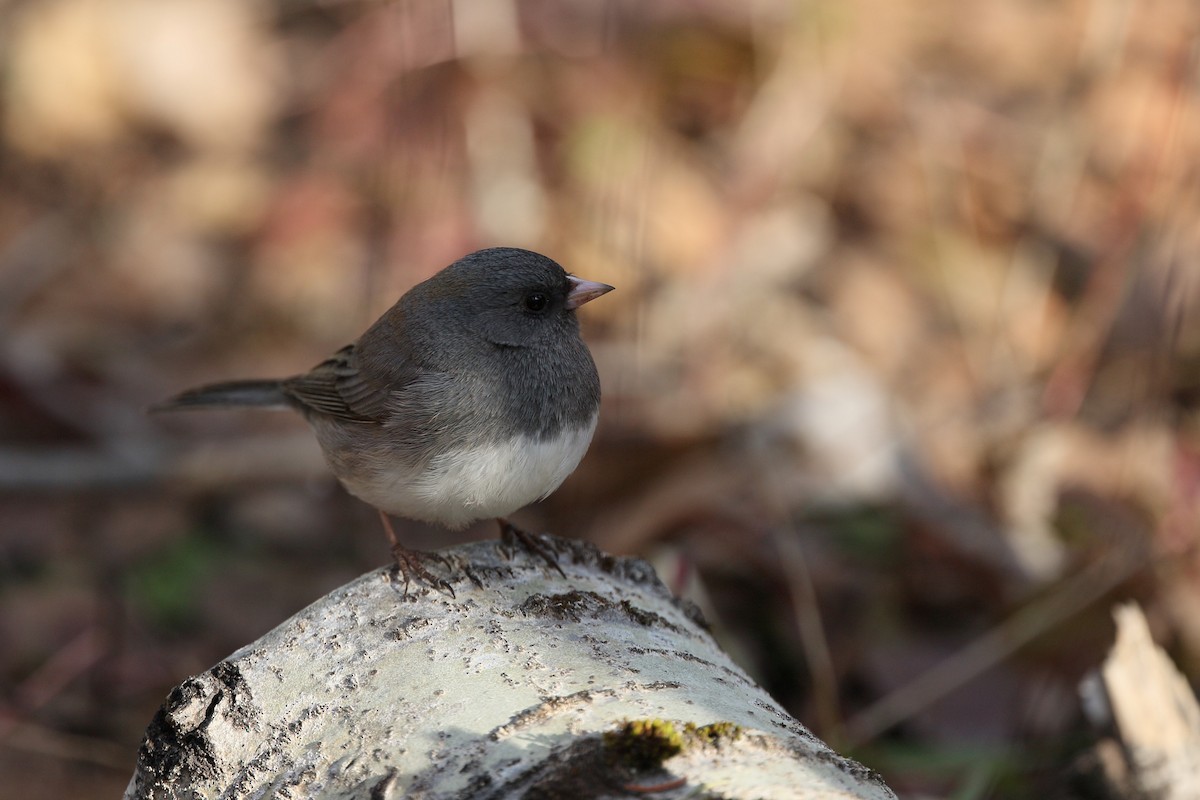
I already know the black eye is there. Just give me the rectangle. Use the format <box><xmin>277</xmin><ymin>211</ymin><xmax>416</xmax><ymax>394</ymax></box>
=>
<box><xmin>523</xmin><ymin>292</ymin><xmax>549</xmax><ymax>313</ymax></box>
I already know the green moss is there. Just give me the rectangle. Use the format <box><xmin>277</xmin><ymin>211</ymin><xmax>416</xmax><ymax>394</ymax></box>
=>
<box><xmin>604</xmin><ymin>719</ymin><xmax>744</xmax><ymax>770</ymax></box>
<box><xmin>604</xmin><ymin>719</ymin><xmax>684</xmax><ymax>770</ymax></box>
<box><xmin>685</xmin><ymin>721</ymin><xmax>743</xmax><ymax>744</ymax></box>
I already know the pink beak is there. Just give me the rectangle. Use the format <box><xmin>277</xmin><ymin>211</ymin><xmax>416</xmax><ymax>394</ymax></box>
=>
<box><xmin>565</xmin><ymin>275</ymin><xmax>615</xmax><ymax>310</ymax></box>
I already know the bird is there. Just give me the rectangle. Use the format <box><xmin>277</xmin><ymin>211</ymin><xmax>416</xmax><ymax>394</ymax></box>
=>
<box><xmin>155</xmin><ymin>247</ymin><xmax>614</xmax><ymax>592</ymax></box>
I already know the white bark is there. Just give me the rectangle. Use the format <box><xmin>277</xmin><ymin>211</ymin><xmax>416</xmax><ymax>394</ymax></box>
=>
<box><xmin>1080</xmin><ymin>602</ymin><xmax>1200</xmax><ymax>799</ymax></box>
<box><xmin>125</xmin><ymin>535</ymin><xmax>896</xmax><ymax>799</ymax></box>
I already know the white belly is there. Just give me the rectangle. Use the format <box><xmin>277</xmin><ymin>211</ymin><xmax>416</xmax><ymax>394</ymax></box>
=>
<box><xmin>345</xmin><ymin>414</ymin><xmax>598</xmax><ymax>528</ymax></box>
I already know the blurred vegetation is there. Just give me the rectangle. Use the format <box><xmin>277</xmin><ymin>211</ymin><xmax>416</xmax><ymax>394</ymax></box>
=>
<box><xmin>2</xmin><ymin>0</ymin><xmax>1200</xmax><ymax>797</ymax></box>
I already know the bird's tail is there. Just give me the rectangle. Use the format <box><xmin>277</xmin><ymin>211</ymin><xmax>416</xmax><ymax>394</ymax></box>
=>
<box><xmin>152</xmin><ymin>379</ymin><xmax>293</xmax><ymax>412</ymax></box>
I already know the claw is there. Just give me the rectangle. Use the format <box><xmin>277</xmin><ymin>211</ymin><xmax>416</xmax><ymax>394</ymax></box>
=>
<box><xmin>496</xmin><ymin>518</ymin><xmax>567</xmax><ymax>578</ymax></box>
<box><xmin>390</xmin><ymin>544</ymin><xmax>456</xmax><ymax>598</ymax></box>
<box><xmin>378</xmin><ymin>510</ymin><xmax>456</xmax><ymax>597</ymax></box>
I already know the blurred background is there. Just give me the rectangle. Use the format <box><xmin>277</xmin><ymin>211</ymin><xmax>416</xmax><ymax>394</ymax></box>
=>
<box><xmin>2</xmin><ymin>0</ymin><xmax>1199</xmax><ymax>797</ymax></box>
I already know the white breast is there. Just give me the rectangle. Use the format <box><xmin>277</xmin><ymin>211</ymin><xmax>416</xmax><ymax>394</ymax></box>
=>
<box><xmin>347</xmin><ymin>414</ymin><xmax>599</xmax><ymax>528</ymax></box>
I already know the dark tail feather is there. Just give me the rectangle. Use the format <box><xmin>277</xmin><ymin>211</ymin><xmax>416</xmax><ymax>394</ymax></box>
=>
<box><xmin>151</xmin><ymin>379</ymin><xmax>292</xmax><ymax>412</ymax></box>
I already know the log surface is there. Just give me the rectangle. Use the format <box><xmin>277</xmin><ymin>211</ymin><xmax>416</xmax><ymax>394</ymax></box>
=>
<box><xmin>125</xmin><ymin>535</ymin><xmax>896</xmax><ymax>800</ymax></box>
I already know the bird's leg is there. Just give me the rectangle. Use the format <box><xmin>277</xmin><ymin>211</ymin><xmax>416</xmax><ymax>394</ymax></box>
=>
<box><xmin>378</xmin><ymin>510</ymin><xmax>455</xmax><ymax>597</ymax></box>
<box><xmin>496</xmin><ymin>518</ymin><xmax>567</xmax><ymax>578</ymax></box>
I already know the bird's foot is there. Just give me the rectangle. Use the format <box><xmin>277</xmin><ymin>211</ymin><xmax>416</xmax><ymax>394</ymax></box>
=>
<box><xmin>378</xmin><ymin>510</ymin><xmax>456</xmax><ymax>597</ymax></box>
<box><xmin>390</xmin><ymin>544</ymin><xmax>456</xmax><ymax>598</ymax></box>
<box><xmin>497</xmin><ymin>518</ymin><xmax>567</xmax><ymax>578</ymax></box>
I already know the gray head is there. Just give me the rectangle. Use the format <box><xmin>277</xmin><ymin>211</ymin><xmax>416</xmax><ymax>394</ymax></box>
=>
<box><xmin>403</xmin><ymin>248</ymin><xmax>613</xmax><ymax>350</ymax></box>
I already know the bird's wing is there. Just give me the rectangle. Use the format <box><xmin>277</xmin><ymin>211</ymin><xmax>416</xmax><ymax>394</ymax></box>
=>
<box><xmin>281</xmin><ymin>345</ymin><xmax>395</xmax><ymax>424</ymax></box>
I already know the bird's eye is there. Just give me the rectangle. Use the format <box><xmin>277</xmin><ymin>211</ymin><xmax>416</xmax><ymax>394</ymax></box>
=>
<box><xmin>523</xmin><ymin>292</ymin><xmax>549</xmax><ymax>313</ymax></box>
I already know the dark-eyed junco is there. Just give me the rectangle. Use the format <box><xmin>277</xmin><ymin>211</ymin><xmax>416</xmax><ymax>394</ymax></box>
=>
<box><xmin>156</xmin><ymin>247</ymin><xmax>613</xmax><ymax>590</ymax></box>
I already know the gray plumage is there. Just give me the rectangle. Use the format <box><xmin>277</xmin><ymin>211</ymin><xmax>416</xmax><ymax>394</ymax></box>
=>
<box><xmin>156</xmin><ymin>248</ymin><xmax>613</xmax><ymax>529</ymax></box>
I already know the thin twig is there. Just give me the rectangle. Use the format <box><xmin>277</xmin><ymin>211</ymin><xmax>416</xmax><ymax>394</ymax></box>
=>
<box><xmin>772</xmin><ymin>528</ymin><xmax>843</xmax><ymax>742</ymax></box>
<box><xmin>844</xmin><ymin>537</ymin><xmax>1151</xmax><ymax>746</ymax></box>
<box><xmin>0</xmin><ymin>715</ymin><xmax>131</xmax><ymax>771</ymax></box>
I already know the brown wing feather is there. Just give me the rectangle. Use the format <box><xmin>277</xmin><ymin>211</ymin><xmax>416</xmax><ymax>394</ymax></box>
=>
<box><xmin>282</xmin><ymin>345</ymin><xmax>393</xmax><ymax>424</ymax></box>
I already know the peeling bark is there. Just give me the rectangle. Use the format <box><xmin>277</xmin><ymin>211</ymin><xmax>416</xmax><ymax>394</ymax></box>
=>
<box><xmin>125</xmin><ymin>535</ymin><xmax>896</xmax><ymax>800</ymax></box>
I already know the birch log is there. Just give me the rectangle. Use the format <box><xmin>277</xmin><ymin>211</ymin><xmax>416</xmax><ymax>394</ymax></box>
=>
<box><xmin>125</xmin><ymin>535</ymin><xmax>897</xmax><ymax>800</ymax></box>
